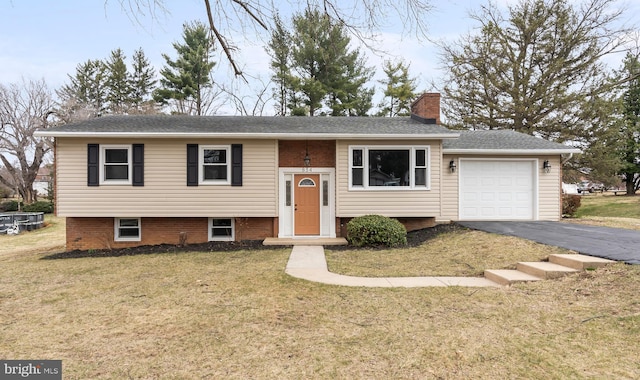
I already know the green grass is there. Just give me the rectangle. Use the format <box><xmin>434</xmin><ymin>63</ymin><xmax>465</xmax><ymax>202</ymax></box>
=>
<box><xmin>575</xmin><ymin>193</ymin><xmax>640</xmax><ymax>218</ymax></box>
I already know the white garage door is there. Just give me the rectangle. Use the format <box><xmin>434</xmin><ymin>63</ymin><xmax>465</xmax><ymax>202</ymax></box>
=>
<box><xmin>459</xmin><ymin>160</ymin><xmax>535</xmax><ymax>220</ymax></box>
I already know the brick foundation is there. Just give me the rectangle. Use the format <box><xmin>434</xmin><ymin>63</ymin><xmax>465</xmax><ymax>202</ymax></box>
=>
<box><xmin>66</xmin><ymin>215</ymin><xmax>436</xmax><ymax>251</ymax></box>
<box><xmin>66</xmin><ymin>217</ymin><xmax>276</xmax><ymax>251</ymax></box>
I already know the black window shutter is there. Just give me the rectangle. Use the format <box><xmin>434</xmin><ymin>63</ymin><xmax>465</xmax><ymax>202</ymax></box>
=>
<box><xmin>187</xmin><ymin>144</ymin><xmax>199</xmax><ymax>186</ymax></box>
<box><xmin>87</xmin><ymin>144</ymin><xmax>99</xmax><ymax>186</ymax></box>
<box><xmin>132</xmin><ymin>144</ymin><xmax>144</xmax><ymax>186</ymax></box>
<box><xmin>231</xmin><ymin>144</ymin><xmax>243</xmax><ymax>186</ymax></box>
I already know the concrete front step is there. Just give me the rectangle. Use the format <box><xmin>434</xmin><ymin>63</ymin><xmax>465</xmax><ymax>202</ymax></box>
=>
<box><xmin>263</xmin><ymin>237</ymin><xmax>348</xmax><ymax>246</ymax></box>
<box><xmin>485</xmin><ymin>253</ymin><xmax>616</xmax><ymax>286</ymax></box>
<box><xmin>548</xmin><ymin>253</ymin><xmax>615</xmax><ymax>270</ymax></box>
<box><xmin>484</xmin><ymin>269</ymin><xmax>542</xmax><ymax>286</ymax></box>
<box><xmin>516</xmin><ymin>261</ymin><xmax>579</xmax><ymax>279</ymax></box>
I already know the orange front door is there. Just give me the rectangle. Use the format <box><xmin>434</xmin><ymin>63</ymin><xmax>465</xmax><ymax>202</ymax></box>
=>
<box><xmin>294</xmin><ymin>174</ymin><xmax>320</xmax><ymax>235</ymax></box>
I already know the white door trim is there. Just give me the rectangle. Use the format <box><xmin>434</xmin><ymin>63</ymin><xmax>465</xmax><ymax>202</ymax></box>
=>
<box><xmin>278</xmin><ymin>167</ymin><xmax>336</xmax><ymax>238</ymax></box>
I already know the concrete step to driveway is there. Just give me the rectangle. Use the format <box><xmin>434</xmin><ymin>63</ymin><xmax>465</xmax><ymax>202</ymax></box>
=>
<box><xmin>484</xmin><ymin>269</ymin><xmax>542</xmax><ymax>286</ymax></box>
<box><xmin>516</xmin><ymin>261</ymin><xmax>578</xmax><ymax>279</ymax></box>
<box><xmin>548</xmin><ymin>253</ymin><xmax>615</xmax><ymax>270</ymax></box>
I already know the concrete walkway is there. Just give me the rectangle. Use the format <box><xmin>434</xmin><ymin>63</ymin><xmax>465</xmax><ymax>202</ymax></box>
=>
<box><xmin>285</xmin><ymin>245</ymin><xmax>501</xmax><ymax>288</ymax></box>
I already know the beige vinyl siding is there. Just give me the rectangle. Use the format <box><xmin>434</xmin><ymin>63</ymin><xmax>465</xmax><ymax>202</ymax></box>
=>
<box><xmin>538</xmin><ymin>156</ymin><xmax>562</xmax><ymax>220</ymax></box>
<box><xmin>440</xmin><ymin>154</ymin><xmax>459</xmax><ymax>222</ymax></box>
<box><xmin>56</xmin><ymin>138</ymin><xmax>278</xmax><ymax>217</ymax></box>
<box><xmin>336</xmin><ymin>140</ymin><xmax>443</xmax><ymax>218</ymax></box>
<box><xmin>440</xmin><ymin>155</ymin><xmax>562</xmax><ymax>221</ymax></box>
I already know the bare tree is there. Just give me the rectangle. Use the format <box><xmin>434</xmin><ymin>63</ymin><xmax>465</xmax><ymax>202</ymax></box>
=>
<box><xmin>117</xmin><ymin>0</ymin><xmax>434</xmax><ymax>77</ymax></box>
<box><xmin>439</xmin><ymin>0</ymin><xmax>633</xmax><ymax>139</ymax></box>
<box><xmin>221</xmin><ymin>77</ymin><xmax>271</xmax><ymax>115</ymax></box>
<box><xmin>0</xmin><ymin>79</ymin><xmax>54</xmax><ymax>204</ymax></box>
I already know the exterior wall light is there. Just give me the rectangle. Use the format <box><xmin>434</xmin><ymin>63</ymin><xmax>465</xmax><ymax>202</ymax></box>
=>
<box><xmin>303</xmin><ymin>146</ymin><xmax>311</xmax><ymax>167</ymax></box>
<box><xmin>543</xmin><ymin>160</ymin><xmax>551</xmax><ymax>173</ymax></box>
<box><xmin>449</xmin><ymin>159</ymin><xmax>457</xmax><ymax>173</ymax></box>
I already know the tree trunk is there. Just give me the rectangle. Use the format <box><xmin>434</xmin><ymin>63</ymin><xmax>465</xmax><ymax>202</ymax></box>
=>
<box><xmin>626</xmin><ymin>177</ymin><xmax>636</xmax><ymax>195</ymax></box>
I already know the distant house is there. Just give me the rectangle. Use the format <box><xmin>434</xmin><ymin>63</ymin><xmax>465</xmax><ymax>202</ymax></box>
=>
<box><xmin>33</xmin><ymin>166</ymin><xmax>53</xmax><ymax>197</ymax></box>
<box><xmin>36</xmin><ymin>93</ymin><xmax>580</xmax><ymax>251</ymax></box>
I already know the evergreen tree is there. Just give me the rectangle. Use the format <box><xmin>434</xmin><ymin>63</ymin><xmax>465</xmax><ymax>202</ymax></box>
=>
<box><xmin>129</xmin><ymin>48</ymin><xmax>157</xmax><ymax>113</ymax></box>
<box><xmin>286</xmin><ymin>7</ymin><xmax>375</xmax><ymax>116</ymax></box>
<box><xmin>378</xmin><ymin>59</ymin><xmax>417</xmax><ymax>117</ymax></box>
<box><xmin>154</xmin><ymin>21</ymin><xmax>216</xmax><ymax>115</ymax></box>
<box><xmin>267</xmin><ymin>14</ymin><xmax>293</xmax><ymax>116</ymax></box>
<box><xmin>619</xmin><ymin>53</ymin><xmax>640</xmax><ymax>194</ymax></box>
<box><xmin>58</xmin><ymin>59</ymin><xmax>108</xmax><ymax>118</ymax></box>
<box><xmin>105</xmin><ymin>48</ymin><xmax>132</xmax><ymax>114</ymax></box>
<box><xmin>327</xmin><ymin>51</ymin><xmax>374</xmax><ymax>116</ymax></box>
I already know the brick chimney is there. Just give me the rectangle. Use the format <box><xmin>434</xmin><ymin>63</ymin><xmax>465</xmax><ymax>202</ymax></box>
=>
<box><xmin>411</xmin><ymin>93</ymin><xmax>440</xmax><ymax>124</ymax></box>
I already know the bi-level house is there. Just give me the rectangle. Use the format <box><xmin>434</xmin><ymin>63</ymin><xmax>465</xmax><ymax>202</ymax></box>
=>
<box><xmin>36</xmin><ymin>94</ymin><xmax>580</xmax><ymax>251</ymax></box>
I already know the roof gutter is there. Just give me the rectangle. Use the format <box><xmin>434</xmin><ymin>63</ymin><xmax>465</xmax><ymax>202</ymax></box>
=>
<box><xmin>443</xmin><ymin>148</ymin><xmax>582</xmax><ymax>155</ymax></box>
<box><xmin>34</xmin><ymin>131</ymin><xmax>462</xmax><ymax>140</ymax></box>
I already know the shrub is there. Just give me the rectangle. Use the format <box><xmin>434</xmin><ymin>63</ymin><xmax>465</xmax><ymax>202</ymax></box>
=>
<box><xmin>0</xmin><ymin>200</ymin><xmax>21</xmax><ymax>212</ymax></box>
<box><xmin>346</xmin><ymin>214</ymin><xmax>407</xmax><ymax>248</ymax></box>
<box><xmin>23</xmin><ymin>201</ymin><xmax>54</xmax><ymax>213</ymax></box>
<box><xmin>0</xmin><ymin>186</ymin><xmax>11</xmax><ymax>199</ymax></box>
<box><xmin>562</xmin><ymin>194</ymin><xmax>581</xmax><ymax>217</ymax></box>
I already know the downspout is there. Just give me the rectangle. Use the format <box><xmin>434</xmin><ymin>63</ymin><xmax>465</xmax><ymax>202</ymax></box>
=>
<box><xmin>561</xmin><ymin>152</ymin><xmax>574</xmax><ymax>165</ymax></box>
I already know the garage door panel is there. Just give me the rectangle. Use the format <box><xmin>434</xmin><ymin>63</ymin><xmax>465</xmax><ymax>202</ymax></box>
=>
<box><xmin>498</xmin><ymin>192</ymin><xmax>512</xmax><ymax>201</ymax></box>
<box><xmin>499</xmin><ymin>178</ymin><xmax>512</xmax><ymax>186</ymax></box>
<box><xmin>481</xmin><ymin>192</ymin><xmax>495</xmax><ymax>201</ymax></box>
<box><xmin>460</xmin><ymin>160</ymin><xmax>535</xmax><ymax>220</ymax></box>
<box><xmin>462</xmin><ymin>192</ymin><xmax>478</xmax><ymax>202</ymax></box>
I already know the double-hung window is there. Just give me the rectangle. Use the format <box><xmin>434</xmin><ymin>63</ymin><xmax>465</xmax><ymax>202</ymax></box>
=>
<box><xmin>200</xmin><ymin>146</ymin><xmax>231</xmax><ymax>184</ymax></box>
<box><xmin>115</xmin><ymin>218</ymin><xmax>141</xmax><ymax>241</ymax></box>
<box><xmin>349</xmin><ymin>146</ymin><xmax>430</xmax><ymax>190</ymax></box>
<box><xmin>101</xmin><ymin>145</ymin><xmax>132</xmax><ymax>185</ymax></box>
<box><xmin>88</xmin><ymin>144</ymin><xmax>143</xmax><ymax>187</ymax></box>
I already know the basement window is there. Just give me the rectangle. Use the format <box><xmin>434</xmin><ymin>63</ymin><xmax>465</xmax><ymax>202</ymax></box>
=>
<box><xmin>114</xmin><ymin>218</ymin><xmax>141</xmax><ymax>242</ymax></box>
<box><xmin>209</xmin><ymin>218</ymin><xmax>235</xmax><ymax>241</ymax></box>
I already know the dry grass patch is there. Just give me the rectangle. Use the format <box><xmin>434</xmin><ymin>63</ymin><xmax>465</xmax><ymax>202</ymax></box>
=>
<box><xmin>1</xmin><ymin>247</ymin><xmax>639</xmax><ymax>379</ymax></box>
<box><xmin>565</xmin><ymin>216</ymin><xmax>640</xmax><ymax>231</ymax></box>
<box><xmin>0</xmin><ymin>215</ymin><xmax>65</xmax><ymax>258</ymax></box>
<box><xmin>325</xmin><ymin>229</ymin><xmax>572</xmax><ymax>277</ymax></box>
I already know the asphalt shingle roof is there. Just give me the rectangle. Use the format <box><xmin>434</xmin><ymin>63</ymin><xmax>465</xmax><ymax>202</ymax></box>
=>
<box><xmin>443</xmin><ymin>130</ymin><xmax>580</xmax><ymax>152</ymax></box>
<box><xmin>37</xmin><ymin>115</ymin><xmax>580</xmax><ymax>153</ymax></box>
<box><xmin>40</xmin><ymin>114</ymin><xmax>457</xmax><ymax>137</ymax></box>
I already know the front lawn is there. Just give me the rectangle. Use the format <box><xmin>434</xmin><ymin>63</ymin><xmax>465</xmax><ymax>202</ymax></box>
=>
<box><xmin>575</xmin><ymin>193</ymin><xmax>640</xmax><ymax>219</ymax></box>
<box><xmin>2</xmin><ymin>210</ymin><xmax>639</xmax><ymax>378</ymax></box>
<box><xmin>1</xmin><ymin>246</ymin><xmax>639</xmax><ymax>379</ymax></box>
<box><xmin>325</xmin><ymin>227</ymin><xmax>571</xmax><ymax>277</ymax></box>
<box><xmin>570</xmin><ymin>193</ymin><xmax>640</xmax><ymax>230</ymax></box>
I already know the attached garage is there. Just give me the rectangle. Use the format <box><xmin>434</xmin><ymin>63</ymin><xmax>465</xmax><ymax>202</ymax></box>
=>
<box><xmin>442</xmin><ymin>130</ymin><xmax>582</xmax><ymax>222</ymax></box>
<box><xmin>459</xmin><ymin>159</ymin><xmax>536</xmax><ymax>220</ymax></box>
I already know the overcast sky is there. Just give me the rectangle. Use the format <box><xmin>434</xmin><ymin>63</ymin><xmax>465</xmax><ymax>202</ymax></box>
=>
<box><xmin>1</xmin><ymin>0</ymin><xmax>638</xmax><ymax>115</ymax></box>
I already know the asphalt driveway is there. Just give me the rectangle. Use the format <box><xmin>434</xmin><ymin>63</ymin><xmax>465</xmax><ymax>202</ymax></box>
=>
<box><xmin>458</xmin><ymin>221</ymin><xmax>640</xmax><ymax>264</ymax></box>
